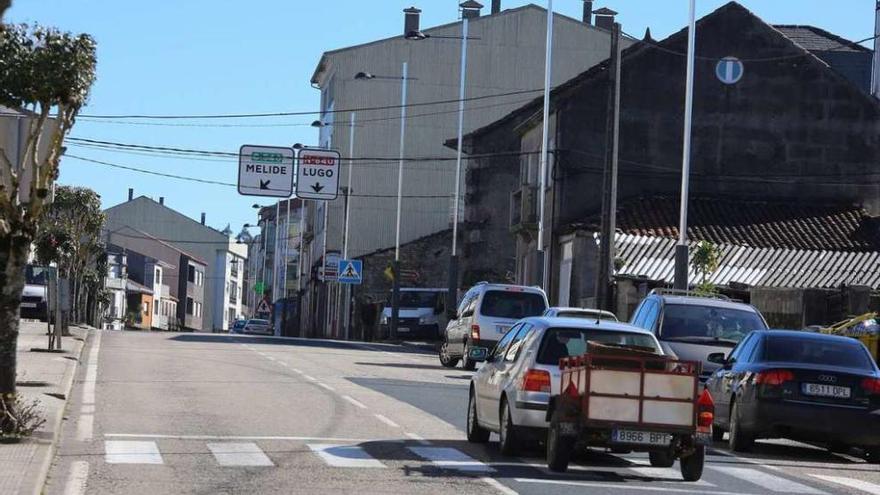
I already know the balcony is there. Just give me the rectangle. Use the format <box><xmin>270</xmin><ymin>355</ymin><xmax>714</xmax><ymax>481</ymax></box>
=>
<box><xmin>509</xmin><ymin>185</ymin><xmax>538</xmax><ymax>234</ymax></box>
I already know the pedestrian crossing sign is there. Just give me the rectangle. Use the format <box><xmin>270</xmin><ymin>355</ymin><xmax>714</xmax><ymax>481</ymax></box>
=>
<box><xmin>256</xmin><ymin>298</ymin><xmax>272</xmax><ymax>315</ymax></box>
<box><xmin>338</xmin><ymin>259</ymin><xmax>363</xmax><ymax>285</ymax></box>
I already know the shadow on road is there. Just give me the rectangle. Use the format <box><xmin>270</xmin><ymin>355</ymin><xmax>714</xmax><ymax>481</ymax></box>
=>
<box><xmin>355</xmin><ymin>361</ymin><xmax>451</xmax><ymax>371</ymax></box>
<box><xmin>168</xmin><ymin>334</ymin><xmax>430</xmax><ymax>355</ymax></box>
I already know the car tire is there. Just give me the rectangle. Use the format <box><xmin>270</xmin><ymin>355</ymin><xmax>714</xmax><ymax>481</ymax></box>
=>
<box><xmin>680</xmin><ymin>445</ymin><xmax>705</xmax><ymax>482</ymax></box>
<box><xmin>728</xmin><ymin>400</ymin><xmax>754</xmax><ymax>452</ymax></box>
<box><xmin>712</xmin><ymin>424</ymin><xmax>725</xmax><ymax>442</ymax></box>
<box><xmin>649</xmin><ymin>450</ymin><xmax>675</xmax><ymax>468</ymax></box>
<box><xmin>439</xmin><ymin>340</ymin><xmax>460</xmax><ymax>368</ymax></box>
<box><xmin>498</xmin><ymin>398</ymin><xmax>520</xmax><ymax>456</ymax></box>
<box><xmin>466</xmin><ymin>389</ymin><xmax>490</xmax><ymax>443</ymax></box>
<box><xmin>865</xmin><ymin>447</ymin><xmax>880</xmax><ymax>464</ymax></box>
<box><xmin>547</xmin><ymin>419</ymin><xmax>574</xmax><ymax>473</ymax></box>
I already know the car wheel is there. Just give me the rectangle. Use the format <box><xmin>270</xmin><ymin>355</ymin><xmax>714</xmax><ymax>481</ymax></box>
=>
<box><xmin>865</xmin><ymin>447</ymin><xmax>880</xmax><ymax>464</ymax></box>
<box><xmin>462</xmin><ymin>342</ymin><xmax>477</xmax><ymax>371</ymax></box>
<box><xmin>728</xmin><ymin>400</ymin><xmax>754</xmax><ymax>452</ymax></box>
<box><xmin>439</xmin><ymin>340</ymin><xmax>460</xmax><ymax>368</ymax></box>
<box><xmin>547</xmin><ymin>418</ymin><xmax>574</xmax><ymax>472</ymax></box>
<box><xmin>498</xmin><ymin>398</ymin><xmax>520</xmax><ymax>456</ymax></box>
<box><xmin>649</xmin><ymin>450</ymin><xmax>675</xmax><ymax>468</ymax></box>
<box><xmin>680</xmin><ymin>445</ymin><xmax>705</xmax><ymax>482</ymax></box>
<box><xmin>466</xmin><ymin>389</ymin><xmax>490</xmax><ymax>443</ymax></box>
<box><xmin>712</xmin><ymin>424</ymin><xmax>725</xmax><ymax>442</ymax></box>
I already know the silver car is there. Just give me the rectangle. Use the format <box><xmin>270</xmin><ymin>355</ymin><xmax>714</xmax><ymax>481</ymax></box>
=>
<box><xmin>466</xmin><ymin>316</ymin><xmax>663</xmax><ymax>454</ymax></box>
<box><xmin>543</xmin><ymin>307</ymin><xmax>618</xmax><ymax>322</ymax></box>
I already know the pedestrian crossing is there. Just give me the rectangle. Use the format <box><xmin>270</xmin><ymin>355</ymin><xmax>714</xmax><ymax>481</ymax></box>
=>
<box><xmin>101</xmin><ymin>440</ymin><xmax>880</xmax><ymax>494</ymax></box>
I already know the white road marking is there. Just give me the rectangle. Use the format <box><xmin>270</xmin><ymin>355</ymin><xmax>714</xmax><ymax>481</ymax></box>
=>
<box><xmin>105</xmin><ymin>440</ymin><xmax>163</xmax><ymax>464</ymax></box>
<box><xmin>481</xmin><ymin>476</ymin><xmax>519</xmax><ymax>495</ymax></box>
<box><xmin>291</xmin><ymin>368</ymin><xmax>302</xmax><ymax>374</ymax></box>
<box><xmin>76</xmin><ymin>414</ymin><xmax>93</xmax><ymax>442</ymax></box>
<box><xmin>708</xmin><ymin>466</ymin><xmax>827</xmax><ymax>494</ymax></box>
<box><xmin>308</xmin><ymin>444</ymin><xmax>386</xmax><ymax>468</ymax></box>
<box><xmin>811</xmin><ymin>475</ymin><xmax>880</xmax><ymax>495</ymax></box>
<box><xmin>105</xmin><ymin>433</ymin><xmax>372</xmax><ymax>442</ymax></box>
<box><xmin>63</xmin><ymin>460</ymin><xmax>89</xmax><ymax>495</ymax></box>
<box><xmin>318</xmin><ymin>383</ymin><xmax>335</xmax><ymax>392</ymax></box>
<box><xmin>408</xmin><ymin>446</ymin><xmax>494</xmax><ymax>473</ymax></box>
<box><xmin>207</xmin><ymin>442</ymin><xmax>274</xmax><ymax>467</ymax></box>
<box><xmin>343</xmin><ymin>395</ymin><xmax>368</xmax><ymax>409</ymax></box>
<box><xmin>514</xmin><ymin>478</ymin><xmax>757</xmax><ymax>494</ymax></box>
<box><xmin>405</xmin><ymin>432</ymin><xmax>431</xmax><ymax>445</ymax></box>
<box><xmin>373</xmin><ymin>414</ymin><xmax>400</xmax><ymax>428</ymax></box>
<box><xmin>303</xmin><ymin>374</ymin><xmax>317</xmax><ymax>382</ymax></box>
<box><xmin>81</xmin><ymin>330</ymin><xmax>102</xmax><ymax>406</ymax></box>
<box><xmin>80</xmin><ymin>404</ymin><xmax>95</xmax><ymax>414</ymax></box>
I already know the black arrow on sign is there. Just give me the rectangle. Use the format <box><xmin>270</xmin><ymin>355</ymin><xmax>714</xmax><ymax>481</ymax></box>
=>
<box><xmin>260</xmin><ymin>179</ymin><xmax>271</xmax><ymax>190</ymax></box>
<box><xmin>311</xmin><ymin>183</ymin><xmax>324</xmax><ymax>193</ymax></box>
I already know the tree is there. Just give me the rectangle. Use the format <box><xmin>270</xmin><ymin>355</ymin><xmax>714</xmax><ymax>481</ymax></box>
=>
<box><xmin>691</xmin><ymin>240</ymin><xmax>721</xmax><ymax>296</ymax></box>
<box><xmin>0</xmin><ymin>2</ymin><xmax>10</xmax><ymax>21</ymax></box>
<box><xmin>0</xmin><ymin>23</ymin><xmax>96</xmax><ymax>435</ymax></box>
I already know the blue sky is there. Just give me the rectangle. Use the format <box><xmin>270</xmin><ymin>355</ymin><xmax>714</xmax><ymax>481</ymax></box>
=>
<box><xmin>7</xmin><ymin>0</ymin><xmax>876</xmax><ymax>234</ymax></box>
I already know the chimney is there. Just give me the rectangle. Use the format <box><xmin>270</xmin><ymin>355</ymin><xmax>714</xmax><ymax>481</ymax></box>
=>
<box><xmin>593</xmin><ymin>7</ymin><xmax>617</xmax><ymax>31</ymax></box>
<box><xmin>200</xmin><ymin>213</ymin><xmax>206</xmax><ymax>225</ymax></box>
<box><xmin>491</xmin><ymin>0</ymin><xmax>501</xmax><ymax>14</ymax></box>
<box><xmin>460</xmin><ymin>0</ymin><xmax>482</xmax><ymax>19</ymax></box>
<box><xmin>159</xmin><ymin>197</ymin><xmax>164</xmax><ymax>205</ymax></box>
<box><xmin>583</xmin><ymin>1</ymin><xmax>593</xmax><ymax>24</ymax></box>
<box><xmin>403</xmin><ymin>7</ymin><xmax>421</xmax><ymax>37</ymax></box>
<box><xmin>128</xmin><ymin>188</ymin><xmax>133</xmax><ymax>201</ymax></box>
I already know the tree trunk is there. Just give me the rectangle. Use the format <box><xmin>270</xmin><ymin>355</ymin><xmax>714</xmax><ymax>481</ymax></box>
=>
<box><xmin>0</xmin><ymin>1</ymin><xmax>11</xmax><ymax>20</ymax></box>
<box><xmin>0</xmin><ymin>231</ymin><xmax>27</xmax><ymax>433</ymax></box>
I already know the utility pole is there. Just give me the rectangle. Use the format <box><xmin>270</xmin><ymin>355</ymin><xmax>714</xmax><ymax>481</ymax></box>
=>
<box><xmin>872</xmin><ymin>1</ymin><xmax>880</xmax><ymax>97</ymax></box>
<box><xmin>596</xmin><ymin>22</ymin><xmax>622</xmax><ymax>312</ymax></box>
<box><xmin>391</xmin><ymin>61</ymin><xmax>409</xmax><ymax>342</ymax></box>
<box><xmin>342</xmin><ymin>112</ymin><xmax>355</xmax><ymax>340</ymax></box>
<box><xmin>674</xmin><ymin>0</ymin><xmax>697</xmax><ymax>290</ymax></box>
<box><xmin>537</xmin><ymin>0</ymin><xmax>554</xmax><ymax>290</ymax></box>
<box><xmin>448</xmin><ymin>15</ymin><xmax>469</xmax><ymax>316</ymax></box>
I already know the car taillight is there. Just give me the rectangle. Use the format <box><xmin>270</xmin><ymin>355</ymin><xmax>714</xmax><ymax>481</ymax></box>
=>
<box><xmin>521</xmin><ymin>369</ymin><xmax>551</xmax><ymax>393</ymax></box>
<box><xmin>862</xmin><ymin>377</ymin><xmax>880</xmax><ymax>395</ymax></box>
<box><xmin>697</xmin><ymin>388</ymin><xmax>714</xmax><ymax>430</ymax></box>
<box><xmin>755</xmin><ymin>369</ymin><xmax>795</xmax><ymax>386</ymax></box>
<box><xmin>470</xmin><ymin>324</ymin><xmax>480</xmax><ymax>340</ymax></box>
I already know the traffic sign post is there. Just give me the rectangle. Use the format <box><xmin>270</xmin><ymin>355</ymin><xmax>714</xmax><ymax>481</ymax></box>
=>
<box><xmin>296</xmin><ymin>148</ymin><xmax>340</xmax><ymax>200</ymax></box>
<box><xmin>238</xmin><ymin>145</ymin><xmax>295</xmax><ymax>197</ymax></box>
<box><xmin>338</xmin><ymin>259</ymin><xmax>362</xmax><ymax>285</ymax></box>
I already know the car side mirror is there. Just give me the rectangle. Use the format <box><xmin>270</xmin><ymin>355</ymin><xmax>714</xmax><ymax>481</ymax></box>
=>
<box><xmin>707</xmin><ymin>352</ymin><xmax>728</xmax><ymax>365</ymax></box>
<box><xmin>467</xmin><ymin>346</ymin><xmax>489</xmax><ymax>363</ymax></box>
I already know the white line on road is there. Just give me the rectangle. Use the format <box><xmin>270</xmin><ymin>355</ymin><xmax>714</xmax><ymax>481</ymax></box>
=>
<box><xmin>105</xmin><ymin>440</ymin><xmax>163</xmax><ymax>464</ymax></box>
<box><xmin>373</xmin><ymin>414</ymin><xmax>400</xmax><ymax>428</ymax></box>
<box><xmin>63</xmin><ymin>461</ymin><xmax>89</xmax><ymax>495</ymax></box>
<box><xmin>105</xmin><ymin>433</ymin><xmax>372</xmax><ymax>442</ymax></box>
<box><xmin>343</xmin><ymin>395</ymin><xmax>368</xmax><ymax>409</ymax></box>
<box><xmin>81</xmin><ymin>330</ymin><xmax>102</xmax><ymax>407</ymax></box>
<box><xmin>408</xmin><ymin>446</ymin><xmax>494</xmax><ymax>473</ymax></box>
<box><xmin>513</xmin><ymin>478</ymin><xmax>758</xmax><ymax>494</ymax></box>
<box><xmin>76</xmin><ymin>414</ymin><xmax>93</xmax><ymax>442</ymax></box>
<box><xmin>318</xmin><ymin>382</ymin><xmax>335</xmax><ymax>392</ymax></box>
<box><xmin>303</xmin><ymin>374</ymin><xmax>317</xmax><ymax>382</ymax></box>
<box><xmin>811</xmin><ymin>475</ymin><xmax>880</xmax><ymax>495</ymax></box>
<box><xmin>480</xmin><ymin>477</ymin><xmax>519</xmax><ymax>495</ymax></box>
<box><xmin>207</xmin><ymin>442</ymin><xmax>274</xmax><ymax>467</ymax></box>
<box><xmin>308</xmin><ymin>444</ymin><xmax>386</xmax><ymax>468</ymax></box>
<box><xmin>405</xmin><ymin>432</ymin><xmax>431</xmax><ymax>445</ymax></box>
<box><xmin>707</xmin><ymin>466</ymin><xmax>827</xmax><ymax>494</ymax></box>
<box><xmin>291</xmin><ymin>368</ymin><xmax>302</xmax><ymax>374</ymax></box>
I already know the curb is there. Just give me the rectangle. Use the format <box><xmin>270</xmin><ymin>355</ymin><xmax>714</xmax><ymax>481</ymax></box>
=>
<box><xmin>31</xmin><ymin>327</ymin><xmax>89</xmax><ymax>495</ymax></box>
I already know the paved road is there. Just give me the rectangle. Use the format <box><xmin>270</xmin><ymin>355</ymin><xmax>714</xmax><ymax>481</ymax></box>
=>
<box><xmin>46</xmin><ymin>330</ymin><xmax>880</xmax><ymax>494</ymax></box>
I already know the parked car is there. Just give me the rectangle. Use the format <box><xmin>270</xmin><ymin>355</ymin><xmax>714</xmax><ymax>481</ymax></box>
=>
<box><xmin>20</xmin><ymin>264</ymin><xmax>51</xmax><ymax>321</ymax></box>
<box><xmin>231</xmin><ymin>318</ymin><xmax>272</xmax><ymax>336</ymax></box>
<box><xmin>465</xmin><ymin>316</ymin><xmax>665</xmax><ymax>454</ymax></box>
<box><xmin>629</xmin><ymin>289</ymin><xmax>768</xmax><ymax>381</ymax></box>
<box><xmin>440</xmin><ymin>283</ymin><xmax>548</xmax><ymax>370</ymax></box>
<box><xmin>543</xmin><ymin>307</ymin><xmax>618</xmax><ymax>322</ymax></box>
<box><xmin>706</xmin><ymin>330</ymin><xmax>880</xmax><ymax>462</ymax></box>
<box><xmin>378</xmin><ymin>288</ymin><xmax>447</xmax><ymax>340</ymax></box>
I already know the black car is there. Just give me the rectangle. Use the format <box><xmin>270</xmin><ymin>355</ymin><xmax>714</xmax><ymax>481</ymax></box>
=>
<box><xmin>706</xmin><ymin>330</ymin><xmax>880</xmax><ymax>462</ymax></box>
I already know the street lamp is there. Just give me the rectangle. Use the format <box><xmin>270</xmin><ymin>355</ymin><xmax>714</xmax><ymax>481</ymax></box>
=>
<box><xmin>674</xmin><ymin>0</ymin><xmax>697</xmax><ymax>291</ymax></box>
<box><xmin>537</xmin><ymin>0</ymin><xmax>554</xmax><ymax>291</ymax></box>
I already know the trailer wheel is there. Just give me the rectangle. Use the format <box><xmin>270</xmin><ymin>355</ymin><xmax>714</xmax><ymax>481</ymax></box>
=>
<box><xmin>546</xmin><ymin>419</ymin><xmax>574</xmax><ymax>472</ymax></box>
<box><xmin>649</xmin><ymin>450</ymin><xmax>675</xmax><ymax>468</ymax></box>
<box><xmin>680</xmin><ymin>445</ymin><xmax>705</xmax><ymax>481</ymax></box>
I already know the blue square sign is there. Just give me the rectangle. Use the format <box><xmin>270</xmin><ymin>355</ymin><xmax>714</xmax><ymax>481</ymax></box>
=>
<box><xmin>338</xmin><ymin>259</ymin><xmax>363</xmax><ymax>285</ymax></box>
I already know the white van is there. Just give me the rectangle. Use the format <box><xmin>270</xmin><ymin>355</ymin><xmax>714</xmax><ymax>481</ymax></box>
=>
<box><xmin>440</xmin><ymin>282</ymin><xmax>548</xmax><ymax>370</ymax></box>
<box><xmin>379</xmin><ymin>288</ymin><xmax>447</xmax><ymax>340</ymax></box>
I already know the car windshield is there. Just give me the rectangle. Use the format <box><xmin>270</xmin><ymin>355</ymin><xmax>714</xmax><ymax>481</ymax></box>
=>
<box><xmin>397</xmin><ymin>291</ymin><xmax>439</xmax><ymax>309</ymax></box>
<box><xmin>25</xmin><ymin>266</ymin><xmax>49</xmax><ymax>286</ymax></box>
<box><xmin>480</xmin><ymin>290</ymin><xmax>546</xmax><ymax>319</ymax></box>
<box><xmin>557</xmin><ymin>310</ymin><xmax>616</xmax><ymax>321</ymax></box>
<box><xmin>537</xmin><ymin>328</ymin><xmax>661</xmax><ymax>365</ymax></box>
<box><xmin>764</xmin><ymin>336</ymin><xmax>875</xmax><ymax>370</ymax></box>
<box><xmin>660</xmin><ymin>304</ymin><xmax>766</xmax><ymax>343</ymax></box>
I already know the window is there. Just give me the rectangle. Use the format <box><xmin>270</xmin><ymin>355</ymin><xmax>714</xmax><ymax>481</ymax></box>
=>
<box><xmin>188</xmin><ymin>265</ymin><xmax>196</xmax><ymax>283</ymax></box>
<box><xmin>197</xmin><ymin>271</ymin><xmax>203</xmax><ymax>286</ymax></box>
<box><xmin>642</xmin><ymin>301</ymin><xmax>661</xmax><ymax>331</ymax></box>
<box><xmin>154</xmin><ymin>300</ymin><xmax>159</xmax><ymax>315</ymax></box>
<box><xmin>505</xmin><ymin>324</ymin><xmax>534</xmax><ymax>362</ymax></box>
<box><xmin>728</xmin><ymin>333</ymin><xmax>756</xmax><ymax>364</ymax></box>
<box><xmin>479</xmin><ymin>290</ymin><xmax>546</xmax><ymax>319</ymax></box>
<box><xmin>659</xmin><ymin>304</ymin><xmax>767</xmax><ymax>343</ymax></box>
<box><xmin>186</xmin><ymin>297</ymin><xmax>194</xmax><ymax>315</ymax></box>
<box><xmin>492</xmin><ymin>324</ymin><xmax>521</xmax><ymax>360</ymax></box>
<box><xmin>764</xmin><ymin>336</ymin><xmax>875</xmax><ymax>370</ymax></box>
<box><xmin>537</xmin><ymin>328</ymin><xmax>661</xmax><ymax>365</ymax></box>
<box><xmin>195</xmin><ymin>302</ymin><xmax>202</xmax><ymax>318</ymax></box>
<box><xmin>155</xmin><ymin>268</ymin><xmax>161</xmax><ymax>286</ymax></box>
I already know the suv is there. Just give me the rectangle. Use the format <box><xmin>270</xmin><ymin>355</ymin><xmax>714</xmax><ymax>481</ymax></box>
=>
<box><xmin>629</xmin><ymin>289</ymin><xmax>768</xmax><ymax>381</ymax></box>
<box><xmin>440</xmin><ymin>283</ymin><xmax>548</xmax><ymax>370</ymax></box>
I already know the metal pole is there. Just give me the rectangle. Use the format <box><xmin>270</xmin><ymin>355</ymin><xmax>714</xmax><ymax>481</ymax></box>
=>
<box><xmin>343</xmin><ymin>113</ymin><xmax>356</xmax><ymax>340</ymax></box>
<box><xmin>261</xmin><ymin>216</ymin><xmax>268</xmax><ymax>301</ymax></box>
<box><xmin>674</xmin><ymin>0</ymin><xmax>697</xmax><ymax>290</ymax></box>
<box><xmin>537</xmin><ymin>0</ymin><xmax>554</xmax><ymax>290</ymax></box>
<box><xmin>322</xmin><ymin>201</ymin><xmax>329</xmax><ymax>337</ymax></box>
<box><xmin>283</xmin><ymin>199</ymin><xmax>290</xmax><ymax>299</ymax></box>
<box><xmin>274</xmin><ymin>201</ymin><xmax>281</xmax><ymax>302</ymax></box>
<box><xmin>298</xmin><ymin>202</ymin><xmax>305</xmax><ymax>292</ymax></box>
<box><xmin>391</xmin><ymin>61</ymin><xmax>408</xmax><ymax>341</ymax></box>
<box><xmin>449</xmin><ymin>17</ymin><xmax>469</xmax><ymax>315</ymax></box>
<box><xmin>872</xmin><ymin>0</ymin><xmax>880</xmax><ymax>97</ymax></box>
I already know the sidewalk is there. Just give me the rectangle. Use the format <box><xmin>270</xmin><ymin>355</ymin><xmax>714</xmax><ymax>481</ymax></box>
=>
<box><xmin>0</xmin><ymin>320</ymin><xmax>87</xmax><ymax>495</ymax></box>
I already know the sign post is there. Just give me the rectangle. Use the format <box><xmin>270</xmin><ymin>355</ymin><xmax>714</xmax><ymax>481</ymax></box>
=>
<box><xmin>296</xmin><ymin>148</ymin><xmax>340</xmax><ymax>200</ymax></box>
<box><xmin>238</xmin><ymin>145</ymin><xmax>295</xmax><ymax>197</ymax></box>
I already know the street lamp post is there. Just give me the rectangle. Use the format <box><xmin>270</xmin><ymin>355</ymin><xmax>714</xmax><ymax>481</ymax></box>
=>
<box><xmin>537</xmin><ymin>0</ymin><xmax>554</xmax><ymax>291</ymax></box>
<box><xmin>674</xmin><ymin>0</ymin><xmax>697</xmax><ymax>290</ymax></box>
<box><xmin>342</xmin><ymin>112</ymin><xmax>356</xmax><ymax>340</ymax></box>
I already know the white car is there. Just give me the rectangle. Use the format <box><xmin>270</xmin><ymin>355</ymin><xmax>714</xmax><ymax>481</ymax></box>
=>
<box><xmin>543</xmin><ymin>307</ymin><xmax>618</xmax><ymax>322</ymax></box>
<box><xmin>466</xmin><ymin>316</ymin><xmax>663</xmax><ymax>454</ymax></box>
<box><xmin>231</xmin><ymin>318</ymin><xmax>273</xmax><ymax>336</ymax></box>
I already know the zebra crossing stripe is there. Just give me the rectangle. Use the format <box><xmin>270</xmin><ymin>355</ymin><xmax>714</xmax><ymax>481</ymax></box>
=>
<box><xmin>811</xmin><ymin>475</ymin><xmax>880</xmax><ymax>495</ymax></box>
<box><xmin>408</xmin><ymin>446</ymin><xmax>494</xmax><ymax>473</ymax></box>
<box><xmin>708</xmin><ymin>466</ymin><xmax>827</xmax><ymax>494</ymax></box>
<box><xmin>105</xmin><ymin>441</ymin><xmax>163</xmax><ymax>464</ymax></box>
<box><xmin>207</xmin><ymin>442</ymin><xmax>274</xmax><ymax>467</ymax></box>
<box><xmin>307</xmin><ymin>444</ymin><xmax>386</xmax><ymax>468</ymax></box>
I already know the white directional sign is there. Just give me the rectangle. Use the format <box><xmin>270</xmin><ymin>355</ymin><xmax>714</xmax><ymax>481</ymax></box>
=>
<box><xmin>238</xmin><ymin>145</ymin><xmax>295</xmax><ymax>198</ymax></box>
<box><xmin>296</xmin><ymin>148</ymin><xmax>340</xmax><ymax>201</ymax></box>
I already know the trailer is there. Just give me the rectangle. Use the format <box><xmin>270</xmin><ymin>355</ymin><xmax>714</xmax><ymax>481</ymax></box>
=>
<box><xmin>546</xmin><ymin>349</ymin><xmax>714</xmax><ymax>481</ymax></box>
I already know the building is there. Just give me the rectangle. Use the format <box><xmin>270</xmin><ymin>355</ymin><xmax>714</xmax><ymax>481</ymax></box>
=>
<box><xmin>103</xmin><ymin>248</ymin><xmax>128</xmax><ymax>330</ymax></box>
<box><xmin>305</xmin><ymin>1</ymin><xmax>632</xmax><ymax>335</ymax></box>
<box><xmin>0</xmin><ymin>105</ymin><xmax>56</xmax><ymax>204</ymax></box>
<box><xmin>456</xmin><ymin>1</ymin><xmax>880</xmax><ymax>311</ymax></box>
<box><xmin>243</xmin><ymin>199</ymin><xmax>305</xmax><ymax>314</ymax></box>
<box><xmin>103</xmin><ymin>193</ymin><xmax>245</xmax><ymax>331</ymax></box>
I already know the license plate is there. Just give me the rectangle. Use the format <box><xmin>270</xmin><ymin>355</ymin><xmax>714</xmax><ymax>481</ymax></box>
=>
<box><xmin>803</xmin><ymin>383</ymin><xmax>851</xmax><ymax>398</ymax></box>
<box><xmin>20</xmin><ymin>303</ymin><xmax>37</xmax><ymax>308</ymax></box>
<box><xmin>498</xmin><ymin>325</ymin><xmax>512</xmax><ymax>334</ymax></box>
<box><xmin>397</xmin><ymin>327</ymin><xmax>410</xmax><ymax>333</ymax></box>
<box><xmin>612</xmin><ymin>429</ymin><xmax>672</xmax><ymax>446</ymax></box>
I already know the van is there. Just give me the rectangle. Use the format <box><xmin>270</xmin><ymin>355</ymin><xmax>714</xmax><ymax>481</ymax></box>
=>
<box><xmin>379</xmin><ymin>288</ymin><xmax>447</xmax><ymax>340</ymax></box>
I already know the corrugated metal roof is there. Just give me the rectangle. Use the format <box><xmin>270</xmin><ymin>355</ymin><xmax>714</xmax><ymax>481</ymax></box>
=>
<box><xmin>615</xmin><ymin>234</ymin><xmax>880</xmax><ymax>289</ymax></box>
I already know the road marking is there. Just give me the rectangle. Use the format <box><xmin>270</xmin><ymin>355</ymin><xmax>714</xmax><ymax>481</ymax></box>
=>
<box><xmin>105</xmin><ymin>433</ymin><xmax>372</xmax><ymax>442</ymax></box>
<box><xmin>405</xmin><ymin>432</ymin><xmax>431</xmax><ymax>445</ymax></box>
<box><xmin>63</xmin><ymin>460</ymin><xmax>89</xmax><ymax>495</ymax></box>
<box><xmin>318</xmin><ymin>382</ymin><xmax>335</xmax><ymax>392</ymax></box>
<box><xmin>76</xmin><ymin>414</ymin><xmax>93</xmax><ymax>441</ymax></box>
<box><xmin>343</xmin><ymin>395</ymin><xmax>367</xmax><ymax>409</ymax></box>
<box><xmin>481</xmin><ymin>477</ymin><xmax>519</xmax><ymax>495</ymax></box>
<box><xmin>373</xmin><ymin>414</ymin><xmax>400</xmax><ymax>428</ymax></box>
<box><xmin>303</xmin><ymin>374</ymin><xmax>317</xmax><ymax>382</ymax></box>
<box><xmin>81</xmin><ymin>330</ymin><xmax>102</xmax><ymax>406</ymax></box>
<box><xmin>81</xmin><ymin>404</ymin><xmax>95</xmax><ymax>414</ymax></box>
<box><xmin>708</xmin><ymin>466</ymin><xmax>827</xmax><ymax>494</ymax></box>
<box><xmin>291</xmin><ymin>368</ymin><xmax>302</xmax><ymax>374</ymax></box>
<box><xmin>811</xmin><ymin>475</ymin><xmax>880</xmax><ymax>495</ymax></box>
<box><xmin>105</xmin><ymin>441</ymin><xmax>163</xmax><ymax>464</ymax></box>
<box><xmin>408</xmin><ymin>446</ymin><xmax>494</xmax><ymax>473</ymax></box>
<box><xmin>308</xmin><ymin>444</ymin><xmax>386</xmax><ymax>468</ymax></box>
<box><xmin>207</xmin><ymin>442</ymin><xmax>274</xmax><ymax>467</ymax></box>
<box><xmin>514</xmin><ymin>478</ymin><xmax>757</xmax><ymax>494</ymax></box>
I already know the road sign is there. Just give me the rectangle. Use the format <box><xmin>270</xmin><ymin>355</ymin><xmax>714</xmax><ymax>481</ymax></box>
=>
<box><xmin>320</xmin><ymin>252</ymin><xmax>341</xmax><ymax>282</ymax></box>
<box><xmin>296</xmin><ymin>148</ymin><xmax>340</xmax><ymax>200</ymax></box>
<box><xmin>253</xmin><ymin>281</ymin><xmax>265</xmax><ymax>294</ymax></box>
<box><xmin>256</xmin><ymin>298</ymin><xmax>272</xmax><ymax>315</ymax></box>
<box><xmin>238</xmin><ymin>145</ymin><xmax>295</xmax><ymax>197</ymax></box>
<box><xmin>716</xmin><ymin>56</ymin><xmax>744</xmax><ymax>85</ymax></box>
<box><xmin>338</xmin><ymin>259</ymin><xmax>363</xmax><ymax>285</ymax></box>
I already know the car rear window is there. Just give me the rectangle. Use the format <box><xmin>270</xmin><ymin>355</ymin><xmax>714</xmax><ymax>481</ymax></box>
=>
<box><xmin>250</xmin><ymin>319</ymin><xmax>270</xmax><ymax>326</ymax></box>
<box><xmin>764</xmin><ymin>336</ymin><xmax>875</xmax><ymax>370</ymax></box>
<box><xmin>536</xmin><ymin>327</ymin><xmax>661</xmax><ymax>365</ymax></box>
<box><xmin>661</xmin><ymin>304</ymin><xmax>767</xmax><ymax>342</ymax></box>
<box><xmin>480</xmin><ymin>290</ymin><xmax>546</xmax><ymax>319</ymax></box>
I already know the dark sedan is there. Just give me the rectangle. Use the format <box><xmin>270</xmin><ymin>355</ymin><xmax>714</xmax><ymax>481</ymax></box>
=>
<box><xmin>706</xmin><ymin>330</ymin><xmax>880</xmax><ymax>462</ymax></box>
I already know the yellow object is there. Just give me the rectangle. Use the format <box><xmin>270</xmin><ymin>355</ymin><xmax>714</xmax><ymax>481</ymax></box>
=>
<box><xmin>817</xmin><ymin>312</ymin><xmax>879</xmax><ymax>362</ymax></box>
<box><xmin>860</xmin><ymin>335</ymin><xmax>879</xmax><ymax>361</ymax></box>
